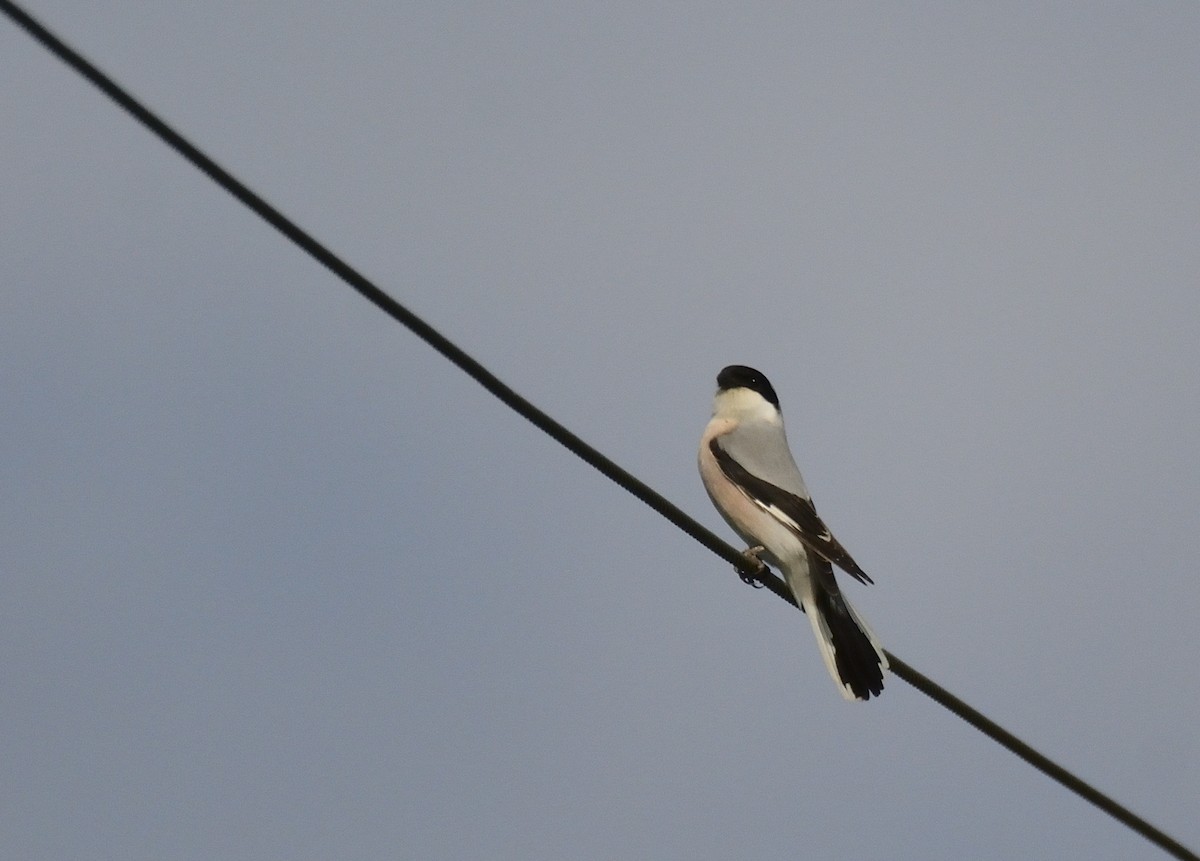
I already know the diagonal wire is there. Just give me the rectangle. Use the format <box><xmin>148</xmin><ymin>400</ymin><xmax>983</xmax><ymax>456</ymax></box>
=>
<box><xmin>2</xmin><ymin>3</ymin><xmax>1195</xmax><ymax>859</ymax></box>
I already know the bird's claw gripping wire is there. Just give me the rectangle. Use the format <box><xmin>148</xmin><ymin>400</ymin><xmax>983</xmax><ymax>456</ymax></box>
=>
<box><xmin>737</xmin><ymin>545</ymin><xmax>769</xmax><ymax>588</ymax></box>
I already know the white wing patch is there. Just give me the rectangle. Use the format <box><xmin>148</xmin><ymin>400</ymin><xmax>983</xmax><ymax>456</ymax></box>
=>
<box><xmin>761</xmin><ymin>502</ymin><xmax>830</xmax><ymax>543</ymax></box>
<box><xmin>760</xmin><ymin>502</ymin><xmax>798</xmax><ymax>529</ymax></box>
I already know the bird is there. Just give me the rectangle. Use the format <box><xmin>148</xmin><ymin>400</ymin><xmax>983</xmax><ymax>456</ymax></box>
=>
<box><xmin>698</xmin><ymin>365</ymin><xmax>887</xmax><ymax>700</ymax></box>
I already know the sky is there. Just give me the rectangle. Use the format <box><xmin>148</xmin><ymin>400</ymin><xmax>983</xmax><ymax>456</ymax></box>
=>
<box><xmin>2</xmin><ymin>2</ymin><xmax>1198</xmax><ymax>859</ymax></box>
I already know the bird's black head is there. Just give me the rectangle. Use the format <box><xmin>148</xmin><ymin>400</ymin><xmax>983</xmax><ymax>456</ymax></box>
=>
<box><xmin>716</xmin><ymin>365</ymin><xmax>779</xmax><ymax>407</ymax></box>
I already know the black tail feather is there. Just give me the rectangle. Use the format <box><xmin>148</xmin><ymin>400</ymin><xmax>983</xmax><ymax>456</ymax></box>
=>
<box><xmin>815</xmin><ymin>590</ymin><xmax>885</xmax><ymax>700</ymax></box>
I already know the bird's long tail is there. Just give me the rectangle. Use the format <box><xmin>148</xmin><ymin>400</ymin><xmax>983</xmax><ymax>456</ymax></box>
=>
<box><xmin>802</xmin><ymin>588</ymin><xmax>887</xmax><ymax>701</ymax></box>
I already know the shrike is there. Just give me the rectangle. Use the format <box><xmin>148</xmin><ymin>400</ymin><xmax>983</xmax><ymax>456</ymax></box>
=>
<box><xmin>698</xmin><ymin>365</ymin><xmax>887</xmax><ymax>700</ymax></box>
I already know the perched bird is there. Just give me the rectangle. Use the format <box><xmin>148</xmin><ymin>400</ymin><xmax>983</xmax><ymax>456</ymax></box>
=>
<box><xmin>698</xmin><ymin>365</ymin><xmax>887</xmax><ymax>700</ymax></box>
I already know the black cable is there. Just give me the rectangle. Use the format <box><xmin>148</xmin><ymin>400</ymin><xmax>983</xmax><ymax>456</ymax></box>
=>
<box><xmin>888</xmin><ymin>654</ymin><xmax>1199</xmax><ymax>861</ymax></box>
<box><xmin>2</xmin><ymin>3</ymin><xmax>1194</xmax><ymax>859</ymax></box>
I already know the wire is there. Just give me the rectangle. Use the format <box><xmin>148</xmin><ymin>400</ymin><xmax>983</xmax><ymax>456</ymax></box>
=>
<box><xmin>2</xmin><ymin>3</ymin><xmax>1195</xmax><ymax>859</ymax></box>
<box><xmin>888</xmin><ymin>655</ymin><xmax>1199</xmax><ymax>861</ymax></box>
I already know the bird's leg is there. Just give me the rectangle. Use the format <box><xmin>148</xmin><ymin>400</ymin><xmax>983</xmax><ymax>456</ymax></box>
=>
<box><xmin>737</xmin><ymin>545</ymin><xmax>768</xmax><ymax>587</ymax></box>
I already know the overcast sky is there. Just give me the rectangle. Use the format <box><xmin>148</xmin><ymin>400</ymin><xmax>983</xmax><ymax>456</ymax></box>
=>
<box><xmin>3</xmin><ymin>3</ymin><xmax>1198</xmax><ymax>859</ymax></box>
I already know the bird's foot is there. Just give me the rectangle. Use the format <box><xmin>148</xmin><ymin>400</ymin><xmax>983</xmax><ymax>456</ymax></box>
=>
<box><xmin>737</xmin><ymin>545</ymin><xmax>769</xmax><ymax>588</ymax></box>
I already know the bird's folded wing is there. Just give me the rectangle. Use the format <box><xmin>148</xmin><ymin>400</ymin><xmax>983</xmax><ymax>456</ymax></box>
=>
<box><xmin>709</xmin><ymin>437</ymin><xmax>874</xmax><ymax>585</ymax></box>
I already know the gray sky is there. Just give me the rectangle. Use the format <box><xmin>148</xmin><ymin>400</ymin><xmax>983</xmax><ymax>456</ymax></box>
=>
<box><xmin>3</xmin><ymin>3</ymin><xmax>1198</xmax><ymax>859</ymax></box>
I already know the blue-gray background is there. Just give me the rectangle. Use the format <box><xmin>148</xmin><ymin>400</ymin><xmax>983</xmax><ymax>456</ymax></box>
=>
<box><xmin>3</xmin><ymin>3</ymin><xmax>1197</xmax><ymax>859</ymax></box>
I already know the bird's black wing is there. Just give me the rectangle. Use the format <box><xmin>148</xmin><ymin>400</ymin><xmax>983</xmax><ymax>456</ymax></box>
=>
<box><xmin>710</xmin><ymin>437</ymin><xmax>874</xmax><ymax>585</ymax></box>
